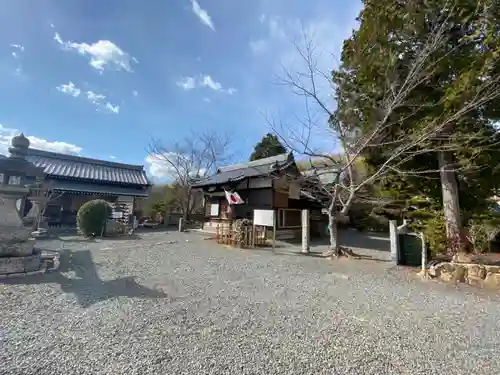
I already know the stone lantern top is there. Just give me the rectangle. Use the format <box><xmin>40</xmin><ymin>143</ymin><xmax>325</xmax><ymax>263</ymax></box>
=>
<box><xmin>0</xmin><ymin>134</ymin><xmax>45</xmax><ymax>185</ymax></box>
<box><xmin>9</xmin><ymin>133</ymin><xmax>30</xmax><ymax>159</ymax></box>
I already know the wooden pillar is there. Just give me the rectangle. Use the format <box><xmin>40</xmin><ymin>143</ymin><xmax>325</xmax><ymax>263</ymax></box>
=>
<box><xmin>301</xmin><ymin>209</ymin><xmax>310</xmax><ymax>253</ymax></box>
<box><xmin>389</xmin><ymin>220</ymin><xmax>399</xmax><ymax>265</ymax></box>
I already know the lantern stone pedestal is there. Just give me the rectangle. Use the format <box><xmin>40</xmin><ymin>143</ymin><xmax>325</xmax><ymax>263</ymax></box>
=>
<box><xmin>0</xmin><ymin>133</ymin><xmax>59</xmax><ymax>277</ymax></box>
<box><xmin>0</xmin><ymin>186</ymin><xmax>42</xmax><ymax>275</ymax></box>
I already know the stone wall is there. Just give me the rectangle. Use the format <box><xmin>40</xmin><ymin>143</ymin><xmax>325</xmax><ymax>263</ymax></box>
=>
<box><xmin>429</xmin><ymin>262</ymin><xmax>500</xmax><ymax>288</ymax></box>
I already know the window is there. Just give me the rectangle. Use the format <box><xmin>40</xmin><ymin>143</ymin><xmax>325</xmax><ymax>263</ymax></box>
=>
<box><xmin>210</xmin><ymin>203</ymin><xmax>219</xmax><ymax>216</ymax></box>
<box><xmin>8</xmin><ymin>175</ymin><xmax>21</xmax><ymax>185</ymax></box>
<box><xmin>277</xmin><ymin>209</ymin><xmax>302</xmax><ymax>228</ymax></box>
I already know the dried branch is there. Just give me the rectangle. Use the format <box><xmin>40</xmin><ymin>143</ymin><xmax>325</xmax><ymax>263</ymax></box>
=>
<box><xmin>146</xmin><ymin>130</ymin><xmax>233</xmax><ymax>217</ymax></box>
<box><xmin>266</xmin><ymin>7</ymin><xmax>500</xmax><ymax>254</ymax></box>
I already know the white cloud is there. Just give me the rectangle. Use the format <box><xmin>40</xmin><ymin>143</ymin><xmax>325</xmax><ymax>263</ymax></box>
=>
<box><xmin>10</xmin><ymin>43</ymin><xmax>24</xmax><ymax>58</ymax></box>
<box><xmin>105</xmin><ymin>102</ymin><xmax>120</xmax><ymax>114</ymax></box>
<box><xmin>54</xmin><ymin>31</ymin><xmax>137</xmax><ymax>72</ymax></box>
<box><xmin>109</xmin><ymin>155</ymin><xmax>116</xmax><ymax>160</ymax></box>
<box><xmin>56</xmin><ymin>82</ymin><xmax>119</xmax><ymax>114</ymax></box>
<box><xmin>176</xmin><ymin>75</ymin><xmax>236</xmax><ymax>94</ymax></box>
<box><xmin>86</xmin><ymin>90</ymin><xmax>106</xmax><ymax>103</ymax></box>
<box><xmin>176</xmin><ymin>76</ymin><xmax>197</xmax><ymax>90</ymax></box>
<box><xmin>57</xmin><ymin>81</ymin><xmax>81</xmax><ymax>97</ymax></box>
<box><xmin>0</xmin><ymin>124</ymin><xmax>82</xmax><ymax>156</ymax></box>
<box><xmin>145</xmin><ymin>152</ymin><xmax>207</xmax><ymax>180</ymax></box>
<box><xmin>132</xmin><ymin>90</ymin><xmax>138</xmax><ymax>97</ymax></box>
<box><xmin>190</xmin><ymin>0</ymin><xmax>215</xmax><ymax>31</ymax></box>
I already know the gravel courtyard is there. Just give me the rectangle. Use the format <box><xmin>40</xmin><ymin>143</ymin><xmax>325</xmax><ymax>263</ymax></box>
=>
<box><xmin>1</xmin><ymin>230</ymin><xmax>500</xmax><ymax>375</ymax></box>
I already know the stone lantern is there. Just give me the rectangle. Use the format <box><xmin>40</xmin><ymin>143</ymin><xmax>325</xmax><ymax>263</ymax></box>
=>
<box><xmin>0</xmin><ymin>133</ymin><xmax>46</xmax><ymax>275</ymax></box>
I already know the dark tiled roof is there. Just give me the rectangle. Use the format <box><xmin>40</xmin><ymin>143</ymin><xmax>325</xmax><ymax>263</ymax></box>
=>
<box><xmin>25</xmin><ymin>148</ymin><xmax>150</xmax><ymax>186</ymax></box>
<box><xmin>193</xmin><ymin>153</ymin><xmax>295</xmax><ymax>188</ymax></box>
<box><xmin>302</xmin><ymin>166</ymin><xmax>341</xmax><ymax>185</ymax></box>
<box><xmin>51</xmin><ymin>180</ymin><xmax>149</xmax><ymax>197</ymax></box>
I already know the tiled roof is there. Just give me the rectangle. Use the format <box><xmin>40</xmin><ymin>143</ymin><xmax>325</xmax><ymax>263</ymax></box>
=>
<box><xmin>302</xmin><ymin>166</ymin><xmax>341</xmax><ymax>185</ymax></box>
<box><xmin>25</xmin><ymin>149</ymin><xmax>150</xmax><ymax>186</ymax></box>
<box><xmin>193</xmin><ymin>153</ymin><xmax>296</xmax><ymax>188</ymax></box>
<box><xmin>51</xmin><ymin>180</ymin><xmax>149</xmax><ymax>197</ymax></box>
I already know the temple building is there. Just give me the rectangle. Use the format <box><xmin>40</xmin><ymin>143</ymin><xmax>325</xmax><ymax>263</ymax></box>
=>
<box><xmin>0</xmin><ymin>134</ymin><xmax>151</xmax><ymax>227</ymax></box>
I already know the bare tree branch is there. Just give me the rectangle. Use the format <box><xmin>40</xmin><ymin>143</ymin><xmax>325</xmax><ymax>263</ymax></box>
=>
<box><xmin>266</xmin><ymin>7</ymin><xmax>500</xmax><ymax>256</ymax></box>
<box><xmin>146</xmin><ymin>130</ymin><xmax>233</xmax><ymax>219</ymax></box>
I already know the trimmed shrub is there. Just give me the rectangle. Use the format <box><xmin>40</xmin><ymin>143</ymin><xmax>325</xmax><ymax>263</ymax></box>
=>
<box><xmin>77</xmin><ymin>199</ymin><xmax>112</xmax><ymax>237</ymax></box>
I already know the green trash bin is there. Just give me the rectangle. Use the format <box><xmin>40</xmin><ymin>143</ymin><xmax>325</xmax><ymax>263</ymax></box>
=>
<box><xmin>398</xmin><ymin>233</ymin><xmax>423</xmax><ymax>267</ymax></box>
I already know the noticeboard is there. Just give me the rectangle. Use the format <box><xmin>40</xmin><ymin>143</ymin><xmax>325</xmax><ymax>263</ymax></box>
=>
<box><xmin>253</xmin><ymin>209</ymin><xmax>275</xmax><ymax>227</ymax></box>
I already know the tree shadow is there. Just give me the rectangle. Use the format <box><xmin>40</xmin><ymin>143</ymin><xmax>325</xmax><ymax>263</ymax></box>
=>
<box><xmin>309</xmin><ymin>230</ymin><xmax>390</xmax><ymax>252</ymax></box>
<box><xmin>57</xmin><ymin>234</ymin><xmax>143</xmax><ymax>243</ymax></box>
<box><xmin>1</xmin><ymin>249</ymin><xmax>168</xmax><ymax>308</ymax></box>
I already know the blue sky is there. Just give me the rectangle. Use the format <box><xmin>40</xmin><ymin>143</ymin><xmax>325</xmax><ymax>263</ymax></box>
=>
<box><xmin>0</xmin><ymin>0</ymin><xmax>361</xmax><ymax>179</ymax></box>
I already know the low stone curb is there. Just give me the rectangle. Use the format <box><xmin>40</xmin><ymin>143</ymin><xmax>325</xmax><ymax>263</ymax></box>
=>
<box><xmin>0</xmin><ymin>252</ymin><xmax>60</xmax><ymax>280</ymax></box>
<box><xmin>0</xmin><ymin>265</ymin><xmax>47</xmax><ymax>279</ymax></box>
<box><xmin>427</xmin><ymin>261</ymin><xmax>500</xmax><ymax>289</ymax></box>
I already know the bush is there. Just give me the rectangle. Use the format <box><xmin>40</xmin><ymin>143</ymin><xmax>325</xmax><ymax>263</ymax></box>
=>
<box><xmin>77</xmin><ymin>199</ymin><xmax>112</xmax><ymax>237</ymax></box>
<box><xmin>468</xmin><ymin>213</ymin><xmax>500</xmax><ymax>253</ymax></box>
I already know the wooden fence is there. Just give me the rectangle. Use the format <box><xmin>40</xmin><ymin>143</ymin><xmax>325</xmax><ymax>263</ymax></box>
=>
<box><xmin>216</xmin><ymin>224</ymin><xmax>268</xmax><ymax>248</ymax></box>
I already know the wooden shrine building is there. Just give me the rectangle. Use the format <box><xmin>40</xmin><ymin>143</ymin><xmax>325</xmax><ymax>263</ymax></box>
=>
<box><xmin>192</xmin><ymin>152</ymin><xmax>326</xmax><ymax>240</ymax></box>
<box><xmin>24</xmin><ymin>148</ymin><xmax>150</xmax><ymax>227</ymax></box>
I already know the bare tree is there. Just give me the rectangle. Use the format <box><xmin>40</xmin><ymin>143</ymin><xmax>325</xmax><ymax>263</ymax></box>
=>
<box><xmin>147</xmin><ymin>130</ymin><xmax>233</xmax><ymax>221</ymax></box>
<box><xmin>268</xmin><ymin>15</ymin><xmax>500</xmax><ymax>257</ymax></box>
<box><xmin>29</xmin><ymin>181</ymin><xmax>64</xmax><ymax>229</ymax></box>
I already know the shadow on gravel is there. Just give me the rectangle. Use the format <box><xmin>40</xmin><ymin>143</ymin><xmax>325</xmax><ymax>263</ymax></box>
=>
<box><xmin>1</xmin><ymin>249</ymin><xmax>168</xmax><ymax>308</ymax></box>
<box><xmin>308</xmin><ymin>230</ymin><xmax>390</xmax><ymax>253</ymax></box>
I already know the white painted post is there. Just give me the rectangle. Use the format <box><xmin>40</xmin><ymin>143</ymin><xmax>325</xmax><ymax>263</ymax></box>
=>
<box><xmin>301</xmin><ymin>209</ymin><xmax>310</xmax><ymax>253</ymax></box>
<box><xmin>272</xmin><ymin>211</ymin><xmax>276</xmax><ymax>251</ymax></box>
<box><xmin>419</xmin><ymin>232</ymin><xmax>430</xmax><ymax>279</ymax></box>
<box><xmin>389</xmin><ymin>220</ymin><xmax>399</xmax><ymax>265</ymax></box>
<box><xmin>178</xmin><ymin>218</ymin><xmax>184</xmax><ymax>232</ymax></box>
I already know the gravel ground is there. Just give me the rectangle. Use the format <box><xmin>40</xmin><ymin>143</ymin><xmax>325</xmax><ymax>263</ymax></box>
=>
<box><xmin>1</xmin><ymin>230</ymin><xmax>500</xmax><ymax>375</ymax></box>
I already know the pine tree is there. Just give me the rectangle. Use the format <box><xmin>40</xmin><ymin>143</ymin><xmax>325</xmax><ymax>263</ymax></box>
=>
<box><xmin>249</xmin><ymin>133</ymin><xmax>287</xmax><ymax>161</ymax></box>
<box><xmin>333</xmin><ymin>0</ymin><xmax>500</xmax><ymax>253</ymax></box>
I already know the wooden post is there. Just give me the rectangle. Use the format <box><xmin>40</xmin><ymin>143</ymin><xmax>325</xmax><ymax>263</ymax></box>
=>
<box><xmin>301</xmin><ymin>209</ymin><xmax>310</xmax><ymax>253</ymax></box>
<box><xmin>419</xmin><ymin>232</ymin><xmax>430</xmax><ymax>279</ymax></box>
<box><xmin>272</xmin><ymin>210</ymin><xmax>276</xmax><ymax>251</ymax></box>
<box><xmin>252</xmin><ymin>225</ymin><xmax>256</xmax><ymax>248</ymax></box>
<box><xmin>389</xmin><ymin>220</ymin><xmax>399</xmax><ymax>265</ymax></box>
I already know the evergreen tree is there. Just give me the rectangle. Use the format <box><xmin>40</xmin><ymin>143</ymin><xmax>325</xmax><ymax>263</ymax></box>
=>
<box><xmin>332</xmin><ymin>0</ymin><xmax>500</xmax><ymax>253</ymax></box>
<box><xmin>250</xmin><ymin>133</ymin><xmax>287</xmax><ymax>161</ymax></box>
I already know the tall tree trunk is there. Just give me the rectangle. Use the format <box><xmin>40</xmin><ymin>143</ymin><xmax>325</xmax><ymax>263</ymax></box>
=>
<box><xmin>326</xmin><ymin>185</ymin><xmax>341</xmax><ymax>257</ymax></box>
<box><xmin>327</xmin><ymin>204</ymin><xmax>339</xmax><ymax>254</ymax></box>
<box><xmin>438</xmin><ymin>151</ymin><xmax>465</xmax><ymax>254</ymax></box>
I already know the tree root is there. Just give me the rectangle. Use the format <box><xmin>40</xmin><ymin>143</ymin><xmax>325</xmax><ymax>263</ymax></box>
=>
<box><xmin>321</xmin><ymin>246</ymin><xmax>362</xmax><ymax>259</ymax></box>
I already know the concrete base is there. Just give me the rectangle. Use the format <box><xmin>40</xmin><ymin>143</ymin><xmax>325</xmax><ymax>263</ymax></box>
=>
<box><xmin>0</xmin><ymin>251</ymin><xmax>41</xmax><ymax>274</ymax></box>
<box><xmin>0</xmin><ymin>239</ymin><xmax>36</xmax><ymax>257</ymax></box>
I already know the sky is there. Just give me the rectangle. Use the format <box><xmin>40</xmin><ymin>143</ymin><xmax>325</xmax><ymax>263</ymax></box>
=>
<box><xmin>0</xmin><ymin>0</ymin><xmax>362</xmax><ymax>180</ymax></box>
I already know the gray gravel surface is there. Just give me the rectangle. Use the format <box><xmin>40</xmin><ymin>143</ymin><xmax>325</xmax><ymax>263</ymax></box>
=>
<box><xmin>1</xmin><ymin>230</ymin><xmax>500</xmax><ymax>375</ymax></box>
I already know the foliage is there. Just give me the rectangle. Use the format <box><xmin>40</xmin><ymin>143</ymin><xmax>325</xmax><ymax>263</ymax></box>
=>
<box><xmin>250</xmin><ymin>133</ymin><xmax>287</xmax><ymax>161</ymax></box>
<box><xmin>467</xmin><ymin>212</ymin><xmax>500</xmax><ymax>253</ymax></box>
<box><xmin>331</xmin><ymin>0</ymin><xmax>500</xmax><ymax>256</ymax></box>
<box><xmin>333</xmin><ymin>0</ymin><xmax>500</xmax><ymax>215</ymax></box>
<box><xmin>77</xmin><ymin>199</ymin><xmax>112</xmax><ymax>237</ymax></box>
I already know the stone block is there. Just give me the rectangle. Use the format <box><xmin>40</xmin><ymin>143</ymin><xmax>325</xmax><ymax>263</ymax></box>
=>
<box><xmin>0</xmin><ymin>239</ymin><xmax>35</xmax><ymax>257</ymax></box>
<box><xmin>0</xmin><ymin>254</ymin><xmax>41</xmax><ymax>274</ymax></box>
<box><xmin>483</xmin><ymin>272</ymin><xmax>500</xmax><ymax>289</ymax></box>
<box><xmin>452</xmin><ymin>266</ymin><xmax>467</xmax><ymax>283</ymax></box>
<box><xmin>467</xmin><ymin>265</ymin><xmax>487</xmax><ymax>279</ymax></box>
